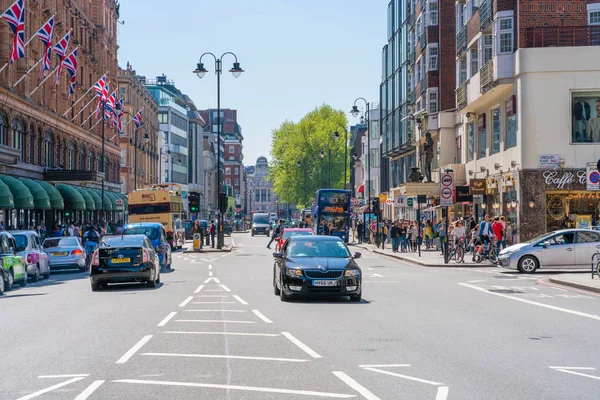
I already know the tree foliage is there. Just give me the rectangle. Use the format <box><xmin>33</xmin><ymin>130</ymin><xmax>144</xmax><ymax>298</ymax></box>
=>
<box><xmin>270</xmin><ymin>104</ymin><xmax>349</xmax><ymax>209</ymax></box>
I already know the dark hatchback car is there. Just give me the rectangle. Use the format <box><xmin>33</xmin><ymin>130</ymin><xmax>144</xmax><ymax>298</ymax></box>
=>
<box><xmin>273</xmin><ymin>236</ymin><xmax>362</xmax><ymax>302</ymax></box>
<box><xmin>90</xmin><ymin>235</ymin><xmax>160</xmax><ymax>291</ymax></box>
<box><xmin>122</xmin><ymin>222</ymin><xmax>172</xmax><ymax>270</ymax></box>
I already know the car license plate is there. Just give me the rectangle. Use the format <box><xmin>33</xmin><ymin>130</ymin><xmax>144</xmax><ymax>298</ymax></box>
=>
<box><xmin>313</xmin><ymin>280</ymin><xmax>338</xmax><ymax>287</ymax></box>
<box><xmin>111</xmin><ymin>258</ymin><xmax>131</xmax><ymax>264</ymax></box>
<box><xmin>52</xmin><ymin>252</ymin><xmax>67</xmax><ymax>256</ymax></box>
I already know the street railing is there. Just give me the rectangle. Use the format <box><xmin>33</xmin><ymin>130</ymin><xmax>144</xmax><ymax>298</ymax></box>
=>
<box><xmin>524</xmin><ymin>26</ymin><xmax>600</xmax><ymax>48</ymax></box>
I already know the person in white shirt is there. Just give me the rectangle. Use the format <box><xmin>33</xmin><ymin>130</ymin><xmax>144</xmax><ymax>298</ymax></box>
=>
<box><xmin>67</xmin><ymin>223</ymin><xmax>75</xmax><ymax>237</ymax></box>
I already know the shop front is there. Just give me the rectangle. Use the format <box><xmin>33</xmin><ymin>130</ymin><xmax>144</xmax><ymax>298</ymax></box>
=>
<box><xmin>519</xmin><ymin>168</ymin><xmax>598</xmax><ymax>241</ymax></box>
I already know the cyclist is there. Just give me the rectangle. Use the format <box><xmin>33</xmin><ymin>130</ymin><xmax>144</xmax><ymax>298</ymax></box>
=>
<box><xmin>475</xmin><ymin>215</ymin><xmax>493</xmax><ymax>260</ymax></box>
<box><xmin>83</xmin><ymin>225</ymin><xmax>100</xmax><ymax>268</ymax></box>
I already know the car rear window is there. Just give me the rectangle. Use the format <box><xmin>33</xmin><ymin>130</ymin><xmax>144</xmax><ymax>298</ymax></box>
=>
<box><xmin>43</xmin><ymin>237</ymin><xmax>79</xmax><ymax>248</ymax></box>
<box><xmin>123</xmin><ymin>227</ymin><xmax>159</xmax><ymax>240</ymax></box>
<box><xmin>283</xmin><ymin>231</ymin><xmax>313</xmax><ymax>240</ymax></box>
<box><xmin>101</xmin><ymin>235</ymin><xmax>145</xmax><ymax>248</ymax></box>
<box><xmin>13</xmin><ymin>234</ymin><xmax>28</xmax><ymax>250</ymax></box>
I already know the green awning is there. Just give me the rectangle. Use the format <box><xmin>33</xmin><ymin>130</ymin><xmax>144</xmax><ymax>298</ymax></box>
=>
<box><xmin>56</xmin><ymin>184</ymin><xmax>86</xmax><ymax>211</ymax></box>
<box><xmin>0</xmin><ymin>178</ymin><xmax>14</xmax><ymax>209</ymax></box>
<box><xmin>106</xmin><ymin>192</ymin><xmax>123</xmax><ymax>211</ymax></box>
<box><xmin>36</xmin><ymin>181</ymin><xmax>64</xmax><ymax>210</ymax></box>
<box><xmin>92</xmin><ymin>189</ymin><xmax>114</xmax><ymax>211</ymax></box>
<box><xmin>18</xmin><ymin>178</ymin><xmax>51</xmax><ymax>210</ymax></box>
<box><xmin>87</xmin><ymin>190</ymin><xmax>103</xmax><ymax>211</ymax></box>
<box><xmin>0</xmin><ymin>175</ymin><xmax>33</xmax><ymax>209</ymax></box>
<box><xmin>74</xmin><ymin>187</ymin><xmax>96</xmax><ymax>211</ymax></box>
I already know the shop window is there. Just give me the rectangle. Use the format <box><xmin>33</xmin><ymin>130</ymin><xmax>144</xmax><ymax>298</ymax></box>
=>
<box><xmin>576</xmin><ymin>231</ymin><xmax>600</xmax><ymax>243</ymax></box>
<box><xmin>468</xmin><ymin>122</ymin><xmax>474</xmax><ymax>162</ymax></box>
<box><xmin>491</xmin><ymin>108</ymin><xmax>501</xmax><ymax>154</ymax></box>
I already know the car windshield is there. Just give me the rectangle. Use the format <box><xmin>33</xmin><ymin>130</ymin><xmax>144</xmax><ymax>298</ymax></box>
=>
<box><xmin>528</xmin><ymin>232</ymin><xmax>556</xmax><ymax>243</ymax></box>
<box><xmin>43</xmin><ymin>237</ymin><xmax>79</xmax><ymax>248</ymax></box>
<box><xmin>287</xmin><ymin>239</ymin><xmax>351</xmax><ymax>258</ymax></box>
<box><xmin>13</xmin><ymin>234</ymin><xmax>28</xmax><ymax>250</ymax></box>
<box><xmin>283</xmin><ymin>230</ymin><xmax>313</xmax><ymax>240</ymax></box>
<box><xmin>123</xmin><ymin>227</ymin><xmax>159</xmax><ymax>240</ymax></box>
<box><xmin>254</xmin><ymin>217</ymin><xmax>269</xmax><ymax>224</ymax></box>
<box><xmin>184</xmin><ymin>221</ymin><xmax>193</xmax><ymax>229</ymax></box>
<box><xmin>101</xmin><ymin>235</ymin><xmax>145</xmax><ymax>248</ymax></box>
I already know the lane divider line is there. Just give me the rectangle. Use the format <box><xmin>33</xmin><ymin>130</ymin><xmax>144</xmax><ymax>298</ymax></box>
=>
<box><xmin>38</xmin><ymin>374</ymin><xmax>89</xmax><ymax>378</ymax></box>
<box><xmin>141</xmin><ymin>353</ymin><xmax>308</xmax><ymax>363</ymax></box>
<box><xmin>209</xmin><ymin>271</ymin><xmax>213</xmax><ymax>276</ymax></box>
<box><xmin>163</xmin><ymin>331</ymin><xmax>280</xmax><ymax>337</ymax></box>
<box><xmin>192</xmin><ymin>301</ymin><xmax>237</xmax><ymax>304</ymax></box>
<box><xmin>208</xmin><ymin>264</ymin><xmax>212</xmax><ymax>270</ymax></box>
<box><xmin>16</xmin><ymin>377</ymin><xmax>87</xmax><ymax>400</ymax></box>
<box><xmin>193</xmin><ymin>285</ymin><xmax>204</xmax><ymax>293</ymax></box>
<box><xmin>157</xmin><ymin>312</ymin><xmax>177</xmax><ymax>327</ymax></box>
<box><xmin>74</xmin><ymin>380</ymin><xmax>106</xmax><ymax>400</ymax></box>
<box><xmin>220</xmin><ymin>284</ymin><xmax>231</xmax><ymax>292</ymax></box>
<box><xmin>116</xmin><ymin>335</ymin><xmax>153</xmax><ymax>364</ymax></box>
<box><xmin>358</xmin><ymin>364</ymin><xmax>410</xmax><ymax>368</ymax></box>
<box><xmin>204</xmin><ymin>277</ymin><xmax>220</xmax><ymax>283</ymax></box>
<box><xmin>183</xmin><ymin>310</ymin><xmax>246</xmax><ymax>313</ymax></box>
<box><xmin>178</xmin><ymin>296</ymin><xmax>194</xmax><ymax>308</ymax></box>
<box><xmin>252</xmin><ymin>309</ymin><xmax>273</xmax><ymax>323</ymax></box>
<box><xmin>332</xmin><ymin>371</ymin><xmax>381</xmax><ymax>400</ymax></box>
<box><xmin>362</xmin><ymin>367</ymin><xmax>443</xmax><ymax>386</ymax></box>
<box><xmin>175</xmin><ymin>319</ymin><xmax>256</xmax><ymax>324</ymax></box>
<box><xmin>282</xmin><ymin>332</ymin><xmax>321</xmax><ymax>358</ymax></box>
<box><xmin>232</xmin><ymin>295</ymin><xmax>248</xmax><ymax>305</ymax></box>
<box><xmin>436</xmin><ymin>386</ymin><xmax>449</xmax><ymax>400</ymax></box>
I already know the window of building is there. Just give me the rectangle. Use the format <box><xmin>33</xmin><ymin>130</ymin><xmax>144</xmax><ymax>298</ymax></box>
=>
<box><xmin>427</xmin><ymin>89</ymin><xmax>438</xmax><ymax>114</ymax></box>
<box><xmin>234</xmin><ymin>178</ymin><xmax>239</xmax><ymax>185</ymax></box>
<box><xmin>120</xmin><ymin>148</ymin><xmax>126</xmax><ymax>165</ymax></box>
<box><xmin>0</xmin><ymin>113</ymin><xmax>8</xmax><ymax>147</ymax></box>
<box><xmin>478</xmin><ymin>114</ymin><xmax>487</xmax><ymax>159</ymax></box>
<box><xmin>456</xmin><ymin>2</ymin><xmax>465</xmax><ymax>32</ymax></box>
<box><xmin>456</xmin><ymin>58</ymin><xmax>467</xmax><ymax>86</ymax></box>
<box><xmin>212</xmin><ymin>124</ymin><xmax>219</xmax><ymax>133</ymax></box>
<box><xmin>261</xmin><ymin>189</ymin><xmax>267</xmax><ymax>202</ymax></box>
<box><xmin>427</xmin><ymin>44</ymin><xmax>438</xmax><ymax>71</ymax></box>
<box><xmin>589</xmin><ymin>3</ymin><xmax>600</xmax><ymax>25</ymax></box>
<box><xmin>491</xmin><ymin>107</ymin><xmax>501</xmax><ymax>154</ymax></box>
<box><xmin>226</xmin><ymin>178</ymin><xmax>231</xmax><ymax>185</ymax></box>
<box><xmin>370</xmin><ymin>148</ymin><xmax>380</xmax><ymax>168</ymax></box>
<box><xmin>506</xmin><ymin>96</ymin><xmax>517</xmax><ymax>149</ymax></box>
<box><xmin>468</xmin><ymin>122</ymin><xmax>474</xmax><ymax>162</ymax></box>
<box><xmin>158</xmin><ymin>112</ymin><xmax>168</xmax><ymax>124</ymax></box>
<box><xmin>267</xmin><ymin>190</ymin><xmax>272</xmax><ymax>202</ymax></box>
<box><xmin>469</xmin><ymin>47</ymin><xmax>479</xmax><ymax>77</ymax></box>
<box><xmin>428</xmin><ymin>1</ymin><xmax>438</xmax><ymax>25</ymax></box>
<box><xmin>229</xmin><ymin>145</ymin><xmax>234</xmax><ymax>153</ymax></box>
<box><xmin>234</xmin><ymin>167</ymin><xmax>239</xmax><ymax>175</ymax></box>
<box><xmin>255</xmin><ymin>190</ymin><xmax>260</xmax><ymax>202</ymax></box>
<box><xmin>455</xmin><ymin>135</ymin><xmax>462</xmax><ymax>164</ymax></box>
<box><xmin>225</xmin><ymin>167</ymin><xmax>231</xmax><ymax>175</ymax></box>
<box><xmin>498</xmin><ymin>17</ymin><xmax>513</xmax><ymax>53</ymax></box>
<box><xmin>482</xmin><ymin>34</ymin><xmax>493</xmax><ymax>64</ymax></box>
<box><xmin>11</xmin><ymin>118</ymin><xmax>24</xmax><ymax>161</ymax></box>
<box><xmin>370</xmin><ymin>120</ymin><xmax>379</xmax><ymax>139</ymax></box>
<box><xmin>119</xmin><ymin>87</ymin><xmax>126</xmax><ymax>99</ymax></box>
<box><xmin>67</xmin><ymin>142</ymin><xmax>75</xmax><ymax>170</ymax></box>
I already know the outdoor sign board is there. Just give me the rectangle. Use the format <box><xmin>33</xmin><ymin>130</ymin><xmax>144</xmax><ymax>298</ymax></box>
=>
<box><xmin>538</xmin><ymin>154</ymin><xmax>561</xmax><ymax>169</ymax></box>
<box><xmin>440</xmin><ymin>171</ymin><xmax>454</xmax><ymax>207</ymax></box>
<box><xmin>469</xmin><ymin>179</ymin><xmax>486</xmax><ymax>195</ymax></box>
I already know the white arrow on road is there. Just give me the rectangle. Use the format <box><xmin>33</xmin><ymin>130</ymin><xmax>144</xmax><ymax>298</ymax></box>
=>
<box><xmin>550</xmin><ymin>366</ymin><xmax>600</xmax><ymax>381</ymax></box>
<box><xmin>204</xmin><ymin>277</ymin><xmax>221</xmax><ymax>284</ymax></box>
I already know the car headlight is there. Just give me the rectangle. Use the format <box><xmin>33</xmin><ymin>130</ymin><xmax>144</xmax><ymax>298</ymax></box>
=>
<box><xmin>285</xmin><ymin>268</ymin><xmax>303</xmax><ymax>278</ymax></box>
<box><xmin>345</xmin><ymin>269</ymin><xmax>360</xmax><ymax>277</ymax></box>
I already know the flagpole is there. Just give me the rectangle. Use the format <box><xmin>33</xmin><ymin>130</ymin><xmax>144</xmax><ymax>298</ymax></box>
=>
<box><xmin>72</xmin><ymin>96</ymin><xmax>97</xmax><ymax>122</ymax></box>
<box><xmin>81</xmin><ymin>109</ymin><xmax>96</xmax><ymax>127</ymax></box>
<box><xmin>63</xmin><ymin>71</ymin><xmax>107</xmax><ymax>116</ymax></box>
<box><xmin>90</xmin><ymin>116</ymin><xmax>102</xmax><ymax>130</ymax></box>
<box><xmin>123</xmin><ymin>106</ymin><xmax>144</xmax><ymax>129</ymax></box>
<box><xmin>11</xmin><ymin>55</ymin><xmax>44</xmax><ymax>88</ymax></box>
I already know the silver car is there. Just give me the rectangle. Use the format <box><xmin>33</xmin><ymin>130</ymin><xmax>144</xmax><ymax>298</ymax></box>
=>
<box><xmin>498</xmin><ymin>229</ymin><xmax>600</xmax><ymax>273</ymax></box>
<box><xmin>11</xmin><ymin>230</ymin><xmax>50</xmax><ymax>282</ymax></box>
<box><xmin>43</xmin><ymin>237</ymin><xmax>87</xmax><ymax>272</ymax></box>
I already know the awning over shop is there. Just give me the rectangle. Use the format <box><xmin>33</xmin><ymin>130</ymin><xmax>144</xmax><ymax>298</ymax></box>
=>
<box><xmin>0</xmin><ymin>175</ymin><xmax>34</xmax><ymax>209</ymax></box>
<box><xmin>36</xmin><ymin>181</ymin><xmax>64</xmax><ymax>210</ymax></box>
<box><xmin>92</xmin><ymin>189</ymin><xmax>114</xmax><ymax>211</ymax></box>
<box><xmin>18</xmin><ymin>178</ymin><xmax>51</xmax><ymax>210</ymax></box>
<box><xmin>87</xmin><ymin>190</ymin><xmax>103</xmax><ymax>211</ymax></box>
<box><xmin>0</xmin><ymin>178</ymin><xmax>14</xmax><ymax>209</ymax></box>
<box><xmin>74</xmin><ymin>187</ymin><xmax>96</xmax><ymax>211</ymax></box>
<box><xmin>56</xmin><ymin>184</ymin><xmax>86</xmax><ymax>211</ymax></box>
<box><xmin>106</xmin><ymin>191</ymin><xmax>123</xmax><ymax>211</ymax></box>
<box><xmin>357</xmin><ymin>185</ymin><xmax>364</xmax><ymax>193</ymax></box>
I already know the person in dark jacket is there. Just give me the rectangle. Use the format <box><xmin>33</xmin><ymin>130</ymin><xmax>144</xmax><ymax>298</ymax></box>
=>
<box><xmin>321</xmin><ymin>219</ymin><xmax>330</xmax><ymax>235</ymax></box>
<box><xmin>356</xmin><ymin>220</ymin><xmax>364</xmax><ymax>243</ymax></box>
<box><xmin>390</xmin><ymin>221</ymin><xmax>401</xmax><ymax>252</ymax></box>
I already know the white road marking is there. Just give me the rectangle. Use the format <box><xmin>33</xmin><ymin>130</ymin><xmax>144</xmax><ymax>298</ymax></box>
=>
<box><xmin>436</xmin><ymin>386</ymin><xmax>449</xmax><ymax>400</ymax></box>
<box><xmin>204</xmin><ymin>289</ymin><xmax>224</xmax><ymax>292</ymax></box>
<box><xmin>467</xmin><ymin>280</ymin><xmax>485</xmax><ymax>283</ymax></box>
<box><xmin>362</xmin><ymin>367</ymin><xmax>443</xmax><ymax>386</ymax></box>
<box><xmin>233</xmin><ymin>295</ymin><xmax>248</xmax><ymax>305</ymax></box>
<box><xmin>193</xmin><ymin>285</ymin><xmax>204</xmax><ymax>293</ymax></box>
<box><xmin>112</xmin><ymin>379</ymin><xmax>355</xmax><ymax>398</ymax></box>
<box><xmin>116</xmin><ymin>335</ymin><xmax>153</xmax><ymax>364</ymax></box>
<box><xmin>358</xmin><ymin>364</ymin><xmax>410</xmax><ymax>368</ymax></box>
<box><xmin>183</xmin><ymin>257</ymin><xmax>189</xmax><ymax>261</ymax></box>
<box><xmin>220</xmin><ymin>284</ymin><xmax>231</xmax><ymax>292</ymax></box>
<box><xmin>38</xmin><ymin>374</ymin><xmax>89</xmax><ymax>378</ymax></box>
<box><xmin>204</xmin><ymin>277</ymin><xmax>220</xmax><ymax>283</ymax></box>
<box><xmin>549</xmin><ymin>366</ymin><xmax>597</xmax><ymax>370</ymax></box>
<box><xmin>459</xmin><ymin>282</ymin><xmax>600</xmax><ymax>321</ymax></box>
<box><xmin>157</xmin><ymin>312</ymin><xmax>177</xmax><ymax>327</ymax></box>
<box><xmin>196</xmin><ymin>295</ymin><xmax>227</xmax><ymax>297</ymax></box>
<box><xmin>208</xmin><ymin>264</ymin><xmax>213</xmax><ymax>269</ymax></box>
<box><xmin>141</xmin><ymin>353</ymin><xmax>308</xmax><ymax>363</ymax></box>
<box><xmin>332</xmin><ymin>371</ymin><xmax>381</xmax><ymax>400</ymax></box>
<box><xmin>551</xmin><ymin>367</ymin><xmax>600</xmax><ymax>381</ymax></box>
<box><xmin>231</xmin><ymin>237</ymin><xmax>235</xmax><ymax>247</ymax></box>
<box><xmin>252</xmin><ymin>309</ymin><xmax>273</xmax><ymax>323</ymax></box>
<box><xmin>178</xmin><ymin>296</ymin><xmax>194</xmax><ymax>307</ymax></box>
<box><xmin>209</xmin><ymin>271</ymin><xmax>213</xmax><ymax>276</ymax></box>
<box><xmin>163</xmin><ymin>331</ymin><xmax>280</xmax><ymax>337</ymax></box>
<box><xmin>74</xmin><ymin>380</ymin><xmax>105</xmax><ymax>400</ymax></box>
<box><xmin>183</xmin><ymin>310</ymin><xmax>246</xmax><ymax>312</ymax></box>
<box><xmin>16</xmin><ymin>377</ymin><xmax>86</xmax><ymax>400</ymax></box>
<box><xmin>175</xmin><ymin>319</ymin><xmax>256</xmax><ymax>324</ymax></box>
<box><xmin>192</xmin><ymin>301</ymin><xmax>237</xmax><ymax>304</ymax></box>
<box><xmin>282</xmin><ymin>332</ymin><xmax>321</xmax><ymax>358</ymax></box>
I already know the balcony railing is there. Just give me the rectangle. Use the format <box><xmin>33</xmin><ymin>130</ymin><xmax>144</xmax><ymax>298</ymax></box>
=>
<box><xmin>524</xmin><ymin>26</ymin><xmax>600</xmax><ymax>48</ymax></box>
<box><xmin>480</xmin><ymin>60</ymin><xmax>494</xmax><ymax>92</ymax></box>
<box><xmin>420</xmin><ymin>75</ymin><xmax>427</xmax><ymax>93</ymax></box>
<box><xmin>456</xmin><ymin>25</ymin><xmax>467</xmax><ymax>56</ymax></box>
<box><xmin>456</xmin><ymin>81</ymin><xmax>467</xmax><ymax>110</ymax></box>
<box><xmin>479</xmin><ymin>0</ymin><xmax>492</xmax><ymax>31</ymax></box>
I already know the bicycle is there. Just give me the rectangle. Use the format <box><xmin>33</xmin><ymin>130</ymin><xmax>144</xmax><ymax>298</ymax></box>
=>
<box><xmin>473</xmin><ymin>238</ymin><xmax>499</xmax><ymax>264</ymax></box>
<box><xmin>447</xmin><ymin>236</ymin><xmax>465</xmax><ymax>263</ymax></box>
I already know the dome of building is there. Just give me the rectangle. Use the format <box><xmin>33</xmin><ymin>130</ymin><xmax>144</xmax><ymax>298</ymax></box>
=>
<box><xmin>256</xmin><ymin>156</ymin><xmax>268</xmax><ymax>166</ymax></box>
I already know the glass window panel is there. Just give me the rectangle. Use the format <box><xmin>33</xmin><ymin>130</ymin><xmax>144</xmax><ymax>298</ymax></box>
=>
<box><xmin>468</xmin><ymin>122</ymin><xmax>474</xmax><ymax>161</ymax></box>
<box><xmin>492</xmin><ymin>108</ymin><xmax>501</xmax><ymax>154</ymax></box>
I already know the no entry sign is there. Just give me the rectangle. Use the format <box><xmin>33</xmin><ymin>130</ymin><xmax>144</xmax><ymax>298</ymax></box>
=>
<box><xmin>440</xmin><ymin>171</ymin><xmax>455</xmax><ymax>207</ymax></box>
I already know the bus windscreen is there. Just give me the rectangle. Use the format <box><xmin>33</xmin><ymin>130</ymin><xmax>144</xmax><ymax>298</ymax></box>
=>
<box><xmin>129</xmin><ymin>203</ymin><xmax>171</xmax><ymax>215</ymax></box>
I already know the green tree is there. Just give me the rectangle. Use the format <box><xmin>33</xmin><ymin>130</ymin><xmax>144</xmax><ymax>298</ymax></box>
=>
<box><xmin>270</xmin><ymin>104</ymin><xmax>348</xmax><ymax>209</ymax></box>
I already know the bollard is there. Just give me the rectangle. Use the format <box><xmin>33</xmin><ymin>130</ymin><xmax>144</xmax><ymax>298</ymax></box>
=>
<box><xmin>193</xmin><ymin>233</ymin><xmax>201</xmax><ymax>251</ymax></box>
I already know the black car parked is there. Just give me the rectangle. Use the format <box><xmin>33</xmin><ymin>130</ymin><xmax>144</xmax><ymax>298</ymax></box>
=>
<box><xmin>273</xmin><ymin>236</ymin><xmax>362</xmax><ymax>302</ymax></box>
<box><xmin>90</xmin><ymin>235</ymin><xmax>160</xmax><ymax>291</ymax></box>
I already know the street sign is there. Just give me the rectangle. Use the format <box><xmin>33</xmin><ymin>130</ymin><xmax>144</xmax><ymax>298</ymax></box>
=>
<box><xmin>385</xmin><ymin>198</ymin><xmax>393</xmax><ymax>205</ymax></box>
<box><xmin>379</xmin><ymin>193</ymin><xmax>387</xmax><ymax>202</ymax></box>
<box><xmin>587</xmin><ymin>162</ymin><xmax>600</xmax><ymax>191</ymax></box>
<box><xmin>440</xmin><ymin>171</ymin><xmax>455</xmax><ymax>207</ymax></box>
<box><xmin>407</xmin><ymin>198</ymin><xmax>413</xmax><ymax>207</ymax></box>
<box><xmin>116</xmin><ymin>198</ymin><xmax>123</xmax><ymax>206</ymax></box>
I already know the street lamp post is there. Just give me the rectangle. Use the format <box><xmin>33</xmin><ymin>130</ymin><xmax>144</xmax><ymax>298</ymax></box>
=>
<box><xmin>350</xmin><ymin>98</ymin><xmax>370</xmax><ymax>243</ymax></box>
<box><xmin>133</xmin><ymin>125</ymin><xmax>150</xmax><ymax>190</ymax></box>
<box><xmin>194</xmin><ymin>52</ymin><xmax>244</xmax><ymax>249</ymax></box>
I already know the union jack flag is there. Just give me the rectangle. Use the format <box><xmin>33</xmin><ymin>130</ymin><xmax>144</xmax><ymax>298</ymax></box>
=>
<box><xmin>104</xmin><ymin>90</ymin><xmax>116</xmax><ymax>119</ymax></box>
<box><xmin>1</xmin><ymin>0</ymin><xmax>25</xmax><ymax>64</ymax></box>
<box><xmin>133</xmin><ymin>109</ymin><xmax>143</xmax><ymax>129</ymax></box>
<box><xmin>36</xmin><ymin>16</ymin><xmax>55</xmax><ymax>79</ymax></box>
<box><xmin>93</xmin><ymin>75</ymin><xmax>106</xmax><ymax>99</ymax></box>
<box><xmin>63</xmin><ymin>48</ymin><xmax>78</xmax><ymax>97</ymax></box>
<box><xmin>94</xmin><ymin>100</ymin><xmax>101</xmax><ymax>119</ymax></box>
<box><xmin>52</xmin><ymin>31</ymin><xmax>71</xmax><ymax>86</ymax></box>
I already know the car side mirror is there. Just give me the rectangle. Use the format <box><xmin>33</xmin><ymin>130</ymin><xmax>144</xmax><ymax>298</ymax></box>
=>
<box><xmin>273</xmin><ymin>252</ymin><xmax>283</xmax><ymax>259</ymax></box>
<box><xmin>353</xmin><ymin>252</ymin><xmax>362</xmax><ymax>259</ymax></box>
<box><xmin>541</xmin><ymin>241</ymin><xmax>550</xmax><ymax>248</ymax></box>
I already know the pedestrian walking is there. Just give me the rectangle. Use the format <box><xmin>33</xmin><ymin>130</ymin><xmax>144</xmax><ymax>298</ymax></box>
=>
<box><xmin>390</xmin><ymin>221</ymin><xmax>400</xmax><ymax>252</ymax></box>
<box><xmin>209</xmin><ymin>221</ymin><xmax>216</xmax><ymax>248</ymax></box>
<box><xmin>438</xmin><ymin>220</ymin><xmax>447</xmax><ymax>256</ymax></box>
<box><xmin>267</xmin><ymin>220</ymin><xmax>284</xmax><ymax>249</ymax></box>
<box><xmin>321</xmin><ymin>219</ymin><xmax>330</xmax><ymax>236</ymax></box>
<box><xmin>357</xmin><ymin>220</ymin><xmax>364</xmax><ymax>243</ymax></box>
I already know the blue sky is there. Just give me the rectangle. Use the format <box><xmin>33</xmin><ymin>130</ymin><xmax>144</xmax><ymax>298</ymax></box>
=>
<box><xmin>118</xmin><ymin>0</ymin><xmax>387</xmax><ymax>166</ymax></box>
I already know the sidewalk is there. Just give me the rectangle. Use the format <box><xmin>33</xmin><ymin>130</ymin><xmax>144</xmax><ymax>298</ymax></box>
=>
<box><xmin>182</xmin><ymin>237</ymin><xmax>234</xmax><ymax>253</ymax></box>
<box><xmin>549</xmin><ymin>274</ymin><xmax>600</xmax><ymax>294</ymax></box>
<box><xmin>349</xmin><ymin>233</ymin><xmax>495</xmax><ymax>267</ymax></box>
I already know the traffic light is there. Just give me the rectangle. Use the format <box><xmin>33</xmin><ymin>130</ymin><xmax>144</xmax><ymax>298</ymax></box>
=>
<box><xmin>372</xmin><ymin>198</ymin><xmax>380</xmax><ymax>215</ymax></box>
<box><xmin>219</xmin><ymin>192</ymin><xmax>228</xmax><ymax>214</ymax></box>
<box><xmin>189</xmin><ymin>192</ymin><xmax>199</xmax><ymax>212</ymax></box>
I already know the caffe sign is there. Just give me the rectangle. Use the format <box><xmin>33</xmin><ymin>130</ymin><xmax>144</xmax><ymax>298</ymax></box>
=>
<box><xmin>543</xmin><ymin>170</ymin><xmax>586</xmax><ymax>190</ymax></box>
